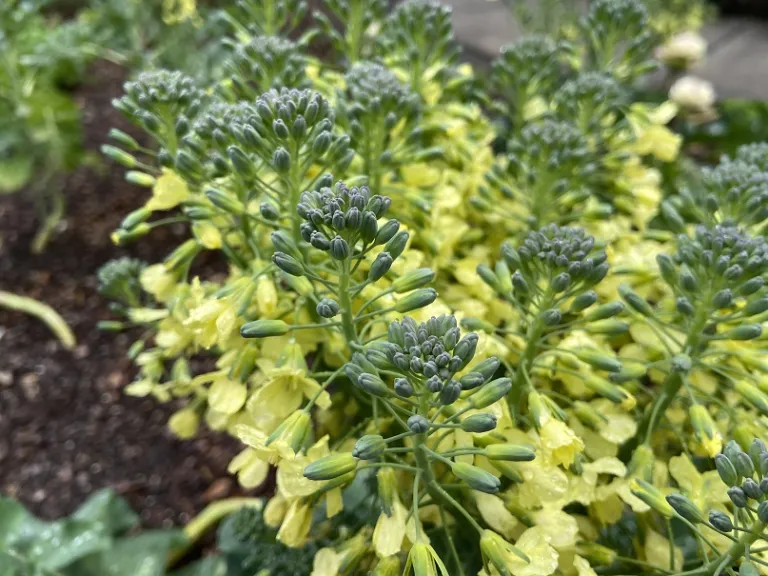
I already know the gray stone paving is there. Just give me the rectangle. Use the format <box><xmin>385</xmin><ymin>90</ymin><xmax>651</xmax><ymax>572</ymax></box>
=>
<box><xmin>445</xmin><ymin>0</ymin><xmax>768</xmax><ymax>100</ymax></box>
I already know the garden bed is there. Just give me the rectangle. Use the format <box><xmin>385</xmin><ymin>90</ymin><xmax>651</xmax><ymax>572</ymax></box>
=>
<box><xmin>0</xmin><ymin>61</ymin><xmax>244</xmax><ymax>528</ymax></box>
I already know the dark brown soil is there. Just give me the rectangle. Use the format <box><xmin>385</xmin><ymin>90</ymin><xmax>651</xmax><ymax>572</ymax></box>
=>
<box><xmin>0</xmin><ymin>61</ymin><xmax>242</xmax><ymax>528</ymax></box>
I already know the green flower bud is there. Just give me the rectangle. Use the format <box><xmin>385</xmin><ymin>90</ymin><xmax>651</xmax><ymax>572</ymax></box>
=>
<box><xmin>312</xmin><ymin>131</ymin><xmax>332</xmax><ymax>155</ymax></box>
<box><xmin>304</xmin><ymin>453</ymin><xmax>357</xmax><ymax>480</ymax></box>
<box><xmin>206</xmin><ymin>188</ymin><xmax>244</xmax><ymax>215</ymax></box>
<box><xmin>469</xmin><ymin>378</ymin><xmax>512</xmax><ymax>409</ymax></box>
<box><xmin>260</xmin><ymin>202</ymin><xmax>280</xmax><ymax>221</ymax></box>
<box><xmin>583</xmin><ymin>375</ymin><xmax>635</xmax><ymax>409</ymax></box>
<box><xmin>728</xmin><ymin>486</ymin><xmax>748</xmax><ymax>508</ymax></box>
<box><xmin>474</xmin><ymin>357</ymin><xmax>501</xmax><ymax>381</ymax></box>
<box><xmin>394</xmin><ymin>378</ymin><xmax>413</xmax><ymax>397</ymax></box>
<box><xmin>316</xmin><ymin>298</ymin><xmax>340</xmax><ymax>318</ymax></box>
<box><xmin>676</xmin><ymin>296</ymin><xmax>695</xmax><ymax>316</ymax></box>
<box><xmin>385</xmin><ymin>230</ymin><xmax>409</xmax><ymax>259</ymax></box>
<box><xmin>584</xmin><ymin>301</ymin><xmax>624</xmax><ymax>321</ymax></box>
<box><xmin>630</xmin><ymin>478</ymin><xmax>674</xmax><ymax>517</ymax></box>
<box><xmin>361</xmin><ymin>211</ymin><xmax>378</xmax><ymax>243</ymax></box>
<box><xmin>125</xmin><ymin>171</ymin><xmax>156</xmax><ymax>187</ymax></box>
<box><xmin>743</xmin><ymin>478</ymin><xmax>762</xmax><ymax>499</ymax></box>
<box><xmin>735</xmin><ymin>451</ymin><xmax>756</xmax><ymax>478</ymax></box>
<box><xmin>407</xmin><ymin>415</ymin><xmax>429</xmax><ymax>433</ymax></box>
<box><xmin>369</xmin><ymin>252</ymin><xmax>394</xmax><ymax>281</ymax></box>
<box><xmin>511</xmin><ymin>271</ymin><xmax>529</xmax><ymax>295</ymax></box>
<box><xmin>619</xmin><ymin>284</ymin><xmax>654</xmax><ymax>317</ymax></box>
<box><xmin>736</xmin><ymin>380</ymin><xmax>768</xmax><ymax>414</ymax></box>
<box><xmin>357</xmin><ymin>373</ymin><xmax>389</xmax><ymax>397</ymax></box>
<box><xmin>745</xmin><ymin>298</ymin><xmax>768</xmax><ymax>317</ymax></box>
<box><xmin>440</xmin><ymin>381</ymin><xmax>462</xmax><ymax>405</ymax></box>
<box><xmin>712</xmin><ymin>289</ymin><xmax>733</xmax><ymax>309</ymax></box>
<box><xmin>240</xmin><ymin>319</ymin><xmax>290</xmax><ymax>338</ymax></box>
<box><xmin>111</xmin><ymin>222</ymin><xmax>152</xmax><ymax>246</ymax></box>
<box><xmin>459</xmin><ymin>372</ymin><xmax>486</xmax><ymax>390</ymax></box>
<box><xmin>666</xmin><ymin>493</ymin><xmax>705</xmax><ymax>523</ymax></box>
<box><xmin>376</xmin><ymin>220</ymin><xmax>400</xmax><ymax>244</ymax></box>
<box><xmin>273</xmin><ymin>147</ymin><xmax>291</xmax><ymax>173</ymax></box>
<box><xmin>574</xmin><ymin>349</ymin><xmax>622</xmax><ymax>373</ymax></box>
<box><xmin>108</xmin><ymin>128</ymin><xmax>139</xmax><ymax>150</ymax></box>
<box><xmin>461</xmin><ymin>414</ymin><xmax>498</xmax><ymax>433</ymax></box>
<box><xmin>540</xmin><ymin>308</ymin><xmax>562</xmax><ymax>326</ymax></box>
<box><xmin>740</xmin><ymin>277</ymin><xmax>765</xmax><ymax>296</ymax></box>
<box><xmin>715</xmin><ymin>454</ymin><xmax>739</xmax><ymax>486</ymax></box>
<box><xmin>551</xmin><ymin>273</ymin><xmax>570</xmax><ymax>293</ymax></box>
<box><xmin>680</xmin><ymin>266</ymin><xmax>698</xmax><ymax>293</ymax></box>
<box><xmin>120</xmin><ymin>207</ymin><xmax>152</xmax><ymax>230</ymax></box>
<box><xmin>330</xmin><ymin>236</ymin><xmax>350</xmax><ymax>260</ymax></box>
<box><xmin>656</xmin><ymin>253</ymin><xmax>678</xmax><ymax>287</ymax></box>
<box><xmin>392</xmin><ymin>268</ymin><xmax>435</xmax><ymax>293</ymax></box>
<box><xmin>452</xmin><ymin>462</ymin><xmax>501</xmax><ymax>494</ymax></box>
<box><xmin>273</xmin><ymin>252</ymin><xmax>303</xmax><ymax>276</ymax></box>
<box><xmin>719</xmin><ymin>325</ymin><xmax>763</xmax><ymax>341</ymax></box>
<box><xmin>477</xmin><ymin>264</ymin><xmax>502</xmax><ymax>294</ymax></box>
<box><xmin>609</xmin><ymin>363</ymin><xmax>647</xmax><ymax>382</ymax></box>
<box><xmin>353</xmin><ymin>435</ymin><xmax>387</xmax><ymax>460</ymax></box>
<box><xmin>709</xmin><ymin>510</ymin><xmax>733</xmax><ymax>532</ymax></box>
<box><xmin>394</xmin><ymin>288</ymin><xmax>437</xmax><ymax>313</ymax></box>
<box><xmin>661</xmin><ymin>200</ymin><xmax>686</xmax><ymax>233</ymax></box>
<box><xmin>758</xmin><ymin>501</ymin><xmax>768</xmax><ymax>523</ymax></box>
<box><xmin>585</xmin><ymin>319</ymin><xmax>630</xmax><ymax>335</ymax></box>
<box><xmin>570</xmin><ymin>290</ymin><xmax>598</xmax><ymax>313</ymax></box>
<box><xmin>485</xmin><ymin>444</ymin><xmax>535</xmax><ymax>462</ymax></box>
<box><xmin>576</xmin><ymin>542</ymin><xmax>617</xmax><ymax>566</ymax></box>
<box><xmin>101</xmin><ymin>145</ymin><xmax>137</xmax><ymax>168</ymax></box>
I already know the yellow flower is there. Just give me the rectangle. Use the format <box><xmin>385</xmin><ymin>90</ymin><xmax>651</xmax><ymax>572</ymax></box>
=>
<box><xmin>643</xmin><ymin>529</ymin><xmax>683</xmax><ymax>571</ymax></box>
<box><xmin>277</xmin><ymin>500</ymin><xmax>312</xmax><ymax>547</ymax></box>
<box><xmin>249</xmin><ymin>340</ymin><xmax>331</xmax><ymax>422</ymax></box>
<box><xmin>235</xmin><ymin>410</ymin><xmax>311</xmax><ymax>464</ymax></box>
<box><xmin>539</xmin><ymin>419</ymin><xmax>584</xmax><ymax>468</ymax></box>
<box><xmin>311</xmin><ymin>548</ymin><xmax>342</xmax><ymax>576</ymax></box>
<box><xmin>574</xmin><ymin>555</ymin><xmax>598</xmax><ymax>576</ymax></box>
<box><xmin>531</xmin><ymin>509</ymin><xmax>579</xmax><ymax>550</ymax></box>
<box><xmin>140</xmin><ymin>264</ymin><xmax>177</xmax><ymax>303</ymax></box>
<box><xmin>373</xmin><ymin>500</ymin><xmax>408</xmax><ymax>557</ymax></box>
<box><xmin>192</xmin><ymin>221</ymin><xmax>222</xmax><ymax>249</ymax></box>
<box><xmin>227</xmin><ymin>447</ymin><xmax>269</xmax><ymax>488</ymax></box>
<box><xmin>146</xmin><ymin>169</ymin><xmax>190</xmax><ymax>211</ymax></box>
<box><xmin>668</xmin><ymin>454</ymin><xmax>729</xmax><ymax>513</ymax></box>
<box><xmin>475</xmin><ymin>491</ymin><xmax>518</xmax><ymax>539</ymax></box>
<box><xmin>207</xmin><ymin>376</ymin><xmax>247</xmax><ymax>415</ymax></box>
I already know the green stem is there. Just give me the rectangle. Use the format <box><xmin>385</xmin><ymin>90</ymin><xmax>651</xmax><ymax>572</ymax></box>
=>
<box><xmin>338</xmin><ymin>260</ymin><xmax>358</xmax><ymax>345</ymax></box>
<box><xmin>509</xmin><ymin>312</ymin><xmax>545</xmax><ymax>421</ymax></box>
<box><xmin>0</xmin><ymin>291</ymin><xmax>75</xmax><ymax>349</ymax></box>
<box><xmin>166</xmin><ymin>498</ymin><xmax>263</xmax><ymax>567</ymax></box>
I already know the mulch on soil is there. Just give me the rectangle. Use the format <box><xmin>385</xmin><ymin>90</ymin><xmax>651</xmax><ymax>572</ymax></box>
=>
<box><xmin>0</xmin><ymin>61</ymin><xmax>243</xmax><ymax>528</ymax></box>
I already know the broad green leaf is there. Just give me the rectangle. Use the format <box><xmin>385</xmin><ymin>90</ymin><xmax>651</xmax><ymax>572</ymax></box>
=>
<box><xmin>71</xmin><ymin>489</ymin><xmax>139</xmax><ymax>537</ymax></box>
<box><xmin>66</xmin><ymin>530</ymin><xmax>187</xmax><ymax>576</ymax></box>
<box><xmin>0</xmin><ymin>156</ymin><xmax>33</xmax><ymax>193</ymax></box>
<box><xmin>0</xmin><ymin>499</ymin><xmax>46</xmax><ymax>550</ymax></box>
<box><xmin>16</xmin><ymin>518</ymin><xmax>110</xmax><ymax>571</ymax></box>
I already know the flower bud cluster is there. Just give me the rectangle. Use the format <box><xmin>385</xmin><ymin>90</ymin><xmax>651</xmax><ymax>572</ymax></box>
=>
<box><xmin>491</xmin><ymin>35</ymin><xmax>571</xmax><ymax>118</ymax></box>
<box><xmin>296</xmin><ymin>182</ymin><xmax>397</xmax><ymax>259</ymax></box>
<box><xmin>224</xmin><ymin>35</ymin><xmax>308</xmax><ymax>98</ymax></box>
<box><xmin>708</xmin><ymin>440</ymin><xmax>768</xmax><ymax>531</ymax></box>
<box><xmin>665</xmin><ymin>225</ymin><xmax>768</xmax><ymax>326</ymax></box>
<box><xmin>482</xmin><ymin>226</ymin><xmax>611</xmax><ymax>321</ymax></box>
<box><xmin>553</xmin><ymin>72</ymin><xmax>626</xmax><ymax>135</ymax></box>
<box><xmin>580</xmin><ymin>0</ymin><xmax>657</xmax><ymax>80</ymax></box>
<box><xmin>116</xmin><ymin>70</ymin><xmax>204</xmax><ymax>137</ymax></box>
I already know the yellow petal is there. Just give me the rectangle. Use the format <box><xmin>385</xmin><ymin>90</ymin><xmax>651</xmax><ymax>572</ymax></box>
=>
<box><xmin>147</xmin><ymin>169</ymin><xmax>189</xmax><ymax>210</ymax></box>
<box><xmin>208</xmin><ymin>378</ymin><xmax>247</xmax><ymax>415</ymax></box>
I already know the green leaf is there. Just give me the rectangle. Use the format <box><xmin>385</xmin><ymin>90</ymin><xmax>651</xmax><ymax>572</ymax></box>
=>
<box><xmin>0</xmin><ymin>156</ymin><xmax>33</xmax><ymax>193</ymax></box>
<box><xmin>0</xmin><ymin>498</ymin><xmax>45</xmax><ymax>549</ymax></box>
<box><xmin>14</xmin><ymin>518</ymin><xmax>110</xmax><ymax>571</ymax></box>
<box><xmin>71</xmin><ymin>489</ymin><xmax>139</xmax><ymax>537</ymax></box>
<box><xmin>66</xmin><ymin>530</ymin><xmax>187</xmax><ymax>576</ymax></box>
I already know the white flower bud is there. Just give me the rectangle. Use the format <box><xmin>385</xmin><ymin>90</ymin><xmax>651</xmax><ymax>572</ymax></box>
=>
<box><xmin>669</xmin><ymin>76</ymin><xmax>716</xmax><ymax>113</ymax></box>
<box><xmin>657</xmin><ymin>31</ymin><xmax>707</xmax><ymax>69</ymax></box>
